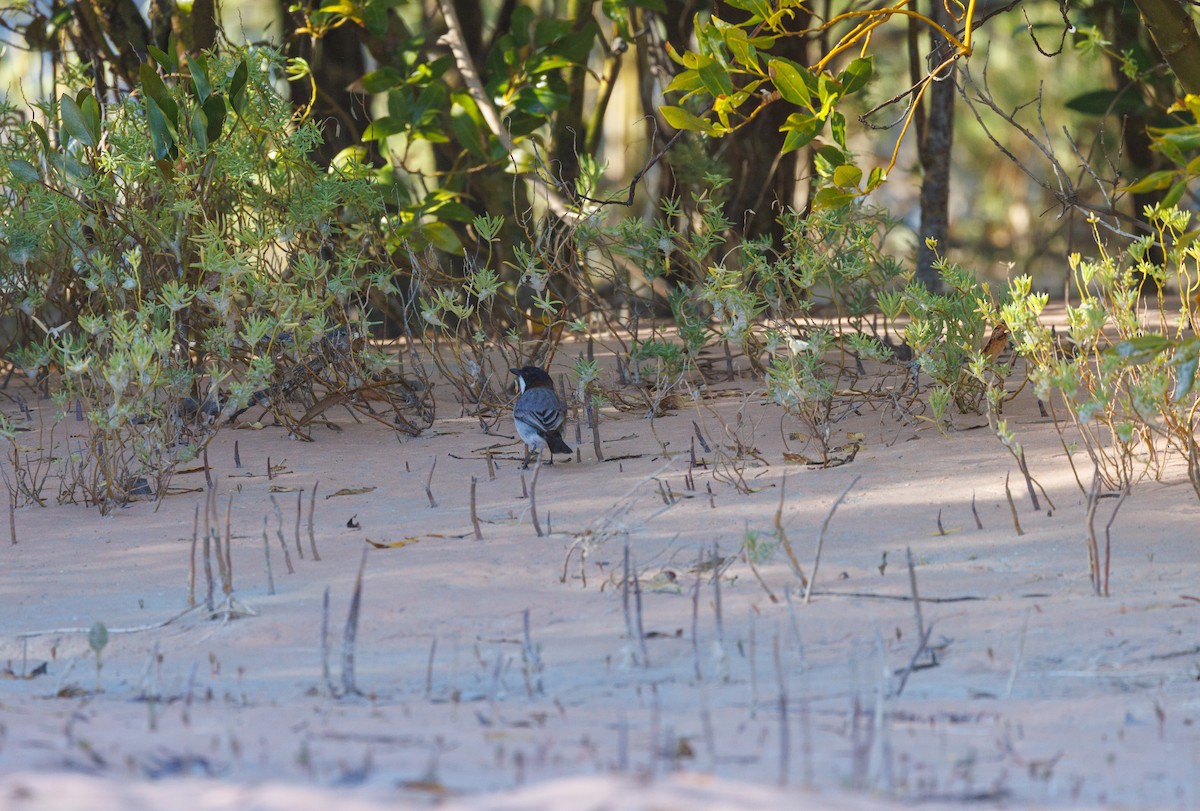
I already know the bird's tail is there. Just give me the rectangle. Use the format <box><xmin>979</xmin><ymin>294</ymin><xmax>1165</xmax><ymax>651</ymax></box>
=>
<box><xmin>547</xmin><ymin>433</ymin><xmax>572</xmax><ymax>455</ymax></box>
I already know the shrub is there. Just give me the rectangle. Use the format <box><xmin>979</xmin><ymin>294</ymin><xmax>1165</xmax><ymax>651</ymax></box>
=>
<box><xmin>0</xmin><ymin>49</ymin><xmax>430</xmax><ymax>511</ymax></box>
<box><xmin>1004</xmin><ymin>208</ymin><xmax>1200</xmax><ymax>495</ymax></box>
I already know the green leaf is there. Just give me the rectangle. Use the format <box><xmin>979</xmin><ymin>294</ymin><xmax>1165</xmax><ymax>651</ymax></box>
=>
<box><xmin>187</xmin><ymin>54</ymin><xmax>212</xmax><ymax>102</ymax></box>
<box><xmin>229</xmin><ymin>60</ymin><xmax>249</xmax><ymax>115</ymax></box>
<box><xmin>697</xmin><ymin>60</ymin><xmax>734</xmax><ymax>98</ymax></box>
<box><xmin>450</xmin><ymin>94</ymin><xmax>489</xmax><ymax>158</ymax></box>
<box><xmin>80</xmin><ymin>92</ymin><xmax>102</xmax><ymax>146</ymax></box>
<box><xmin>812</xmin><ymin>186</ymin><xmax>856</xmax><ymax>209</ymax></box>
<box><xmin>140</xmin><ymin>63</ymin><xmax>179</xmax><ymax>125</ymax></box>
<box><xmin>1111</xmin><ymin>334</ymin><xmax>1170</xmax><ymax>364</ymax></box>
<box><xmin>418</xmin><ymin>221</ymin><xmax>464</xmax><ymax>255</ymax></box>
<box><xmin>59</xmin><ymin>93</ymin><xmax>96</xmax><ymax>148</ymax></box>
<box><xmin>362</xmin><ymin>0</ymin><xmax>390</xmax><ymax>35</ymax></box>
<box><xmin>148</xmin><ymin>45</ymin><xmax>174</xmax><ymax>72</ymax></box>
<box><xmin>768</xmin><ymin>59</ymin><xmax>814</xmax><ymax>109</ymax></box>
<box><xmin>1172</xmin><ymin>338</ymin><xmax>1200</xmax><ymax>399</ymax></box>
<box><xmin>666</xmin><ymin>70</ymin><xmax>704</xmax><ymax>95</ymax></box>
<box><xmin>190</xmin><ymin>107</ymin><xmax>209</xmax><ymax>151</ymax></box>
<box><xmin>838</xmin><ymin>57</ymin><xmax>873</xmax><ymax>95</ymax></box>
<box><xmin>832</xmin><ymin>163</ymin><xmax>862</xmax><ymax>188</ymax></box>
<box><xmin>780</xmin><ymin>112</ymin><xmax>822</xmax><ymax>153</ymax></box>
<box><xmin>830</xmin><ymin>110</ymin><xmax>846</xmax><ymax>147</ymax></box>
<box><xmin>1124</xmin><ymin>170</ymin><xmax>1176</xmax><ymax>194</ymax></box>
<box><xmin>362</xmin><ymin>116</ymin><xmax>404</xmax><ymax>141</ymax></box>
<box><xmin>30</xmin><ymin>121</ymin><xmax>50</xmax><ymax>153</ymax></box>
<box><xmin>145</xmin><ymin>95</ymin><xmax>176</xmax><ymax>160</ymax></box>
<box><xmin>7</xmin><ymin>159</ymin><xmax>40</xmax><ymax>183</ymax></box>
<box><xmin>1163</xmin><ymin>179</ymin><xmax>1188</xmax><ymax>208</ymax></box>
<box><xmin>722</xmin><ymin>27</ymin><xmax>758</xmax><ymax>71</ymax></box>
<box><xmin>724</xmin><ymin>0</ymin><xmax>773</xmax><ymax>21</ymax></box>
<box><xmin>360</xmin><ymin>67</ymin><xmax>403</xmax><ymax>94</ymax></box>
<box><xmin>202</xmin><ymin>94</ymin><xmax>227</xmax><ymax>144</ymax></box>
<box><xmin>553</xmin><ymin>22</ymin><xmax>600</xmax><ymax>65</ymax></box>
<box><xmin>661</xmin><ymin>105</ymin><xmax>717</xmax><ymax>136</ymax></box>
<box><xmin>1065</xmin><ymin>89</ymin><xmax>1143</xmax><ymax>117</ymax></box>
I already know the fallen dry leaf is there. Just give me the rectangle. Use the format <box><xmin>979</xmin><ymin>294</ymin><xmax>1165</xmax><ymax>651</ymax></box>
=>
<box><xmin>326</xmin><ymin>486</ymin><xmax>377</xmax><ymax>498</ymax></box>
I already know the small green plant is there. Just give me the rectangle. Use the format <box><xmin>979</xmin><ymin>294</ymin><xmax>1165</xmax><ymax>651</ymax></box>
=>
<box><xmin>894</xmin><ymin>247</ymin><xmax>1010</xmax><ymax>417</ymax></box>
<box><xmin>0</xmin><ymin>49</ymin><xmax>430</xmax><ymax>510</ymax></box>
<box><xmin>88</xmin><ymin>621</ymin><xmax>108</xmax><ymax>693</ymax></box>
<box><xmin>1004</xmin><ymin>208</ymin><xmax>1200</xmax><ymax>496</ymax></box>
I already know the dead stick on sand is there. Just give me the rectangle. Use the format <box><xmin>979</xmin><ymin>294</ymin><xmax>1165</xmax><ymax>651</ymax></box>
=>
<box><xmin>294</xmin><ymin>489</ymin><xmax>304</xmax><ymax>560</ymax></box>
<box><xmin>1004</xmin><ymin>472</ymin><xmax>1024</xmax><ymax>536</ymax></box>
<box><xmin>307</xmin><ymin>481</ymin><xmax>321</xmax><ymax>561</ymax></box>
<box><xmin>321</xmin><ymin>586</ymin><xmax>333</xmax><ymax>694</ymax></box>
<box><xmin>1004</xmin><ymin>608</ymin><xmax>1030</xmax><ymax>699</ymax></box>
<box><xmin>262</xmin><ymin>516</ymin><xmax>275</xmax><ymax>596</ymax></box>
<box><xmin>588</xmin><ymin>401</ymin><xmax>604</xmax><ymax>461</ymax></box>
<box><xmin>470</xmin><ymin>476</ymin><xmax>483</xmax><ymax>540</ymax></box>
<box><xmin>775</xmin><ymin>472</ymin><xmax>807</xmax><ymax>585</ymax></box>
<box><xmin>223</xmin><ymin>493</ymin><xmax>234</xmax><ymax>594</ymax></box>
<box><xmin>905</xmin><ymin>546</ymin><xmax>925</xmax><ymax>640</ymax></box>
<box><xmin>269</xmin><ymin>495</ymin><xmax>296</xmax><ymax>573</ymax></box>
<box><xmin>188</xmin><ymin>504</ymin><xmax>199</xmax><ymax>607</ymax></box>
<box><xmin>341</xmin><ymin>546</ymin><xmax>369</xmax><ymax>697</ymax></box>
<box><xmin>803</xmin><ymin>475</ymin><xmax>861</xmax><ymax>604</ymax></box>
<box><xmin>425</xmin><ymin>456</ymin><xmax>438</xmax><ymax>508</ymax></box>
<box><xmin>529</xmin><ymin>461</ymin><xmax>544</xmax><ymax>537</ymax></box>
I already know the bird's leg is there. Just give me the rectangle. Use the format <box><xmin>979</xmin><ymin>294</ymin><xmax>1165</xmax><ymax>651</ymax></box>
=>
<box><xmin>520</xmin><ymin>446</ymin><xmax>533</xmax><ymax>470</ymax></box>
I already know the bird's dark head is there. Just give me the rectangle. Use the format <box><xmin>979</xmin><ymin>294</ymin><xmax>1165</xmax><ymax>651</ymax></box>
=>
<box><xmin>510</xmin><ymin>365</ymin><xmax>554</xmax><ymax>393</ymax></box>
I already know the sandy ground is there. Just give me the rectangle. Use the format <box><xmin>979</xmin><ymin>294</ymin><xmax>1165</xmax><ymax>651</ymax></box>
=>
<box><xmin>1</xmin><ymin>349</ymin><xmax>1199</xmax><ymax>810</ymax></box>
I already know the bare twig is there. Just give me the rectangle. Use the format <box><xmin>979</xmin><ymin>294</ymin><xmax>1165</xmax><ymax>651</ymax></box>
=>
<box><xmin>262</xmin><ymin>516</ymin><xmax>275</xmax><ymax>596</ymax></box>
<box><xmin>342</xmin><ymin>546</ymin><xmax>369</xmax><ymax>697</ymax></box>
<box><xmin>470</xmin><ymin>475</ymin><xmax>483</xmax><ymax>540</ymax></box>
<box><xmin>691</xmin><ymin>548</ymin><xmax>703</xmax><ymax>683</ymax></box>
<box><xmin>529</xmin><ymin>461</ymin><xmax>544</xmax><ymax>537</ymax></box>
<box><xmin>189</xmin><ymin>503</ymin><xmax>199</xmax><ymax>607</ymax></box>
<box><xmin>223</xmin><ymin>493</ymin><xmax>234</xmax><ymax>595</ymax></box>
<box><xmin>321</xmin><ymin>586</ymin><xmax>333</xmax><ymax>695</ymax></box>
<box><xmin>775</xmin><ymin>472</ymin><xmax>808</xmax><ymax>585</ymax></box>
<box><xmin>1004</xmin><ymin>472</ymin><xmax>1024</xmax><ymax>536</ymax></box>
<box><xmin>1085</xmin><ymin>466</ymin><xmax>1102</xmax><ymax>595</ymax></box>
<box><xmin>1004</xmin><ymin>608</ymin><xmax>1030</xmax><ymax>699</ymax></box>
<box><xmin>905</xmin><ymin>546</ymin><xmax>925</xmax><ymax>640</ymax></box>
<box><xmin>424</xmin><ymin>637</ymin><xmax>437</xmax><ymax>699</ymax></box>
<box><xmin>307</xmin><ymin>480</ymin><xmax>321</xmax><ymax>561</ymax></box>
<box><xmin>774</xmin><ymin>632</ymin><xmax>790</xmax><ymax>787</ymax></box>
<box><xmin>269</xmin><ymin>495</ymin><xmax>296</xmax><ymax>573</ymax></box>
<box><xmin>425</xmin><ymin>456</ymin><xmax>438</xmax><ymax>508</ymax></box>
<box><xmin>294</xmin><ymin>489</ymin><xmax>304</xmax><ymax>560</ymax></box>
<box><xmin>632</xmin><ymin>550</ymin><xmax>648</xmax><ymax>666</ymax></box>
<box><xmin>621</xmin><ymin>542</ymin><xmax>640</xmax><ymax>666</ymax></box>
<box><xmin>1103</xmin><ymin>488</ymin><xmax>1130</xmax><ymax>597</ymax></box>
<box><xmin>971</xmin><ymin>490</ymin><xmax>983</xmax><ymax>530</ymax></box>
<box><xmin>588</xmin><ymin>401</ymin><xmax>604</xmax><ymax>461</ymax></box>
<box><xmin>803</xmin><ymin>475</ymin><xmax>861</xmax><ymax>604</ymax></box>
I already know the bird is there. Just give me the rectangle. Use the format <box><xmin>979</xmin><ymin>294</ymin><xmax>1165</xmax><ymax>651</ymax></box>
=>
<box><xmin>510</xmin><ymin>365</ymin><xmax>572</xmax><ymax>468</ymax></box>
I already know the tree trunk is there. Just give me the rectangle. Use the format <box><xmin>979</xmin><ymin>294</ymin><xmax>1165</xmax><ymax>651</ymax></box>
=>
<box><xmin>1131</xmin><ymin>0</ymin><xmax>1200</xmax><ymax>93</ymax></box>
<box><xmin>717</xmin><ymin>1</ymin><xmax>809</xmax><ymax>242</ymax></box>
<box><xmin>278</xmin><ymin>0</ymin><xmax>369</xmax><ymax>165</ymax></box>
<box><xmin>914</xmin><ymin>3</ymin><xmax>956</xmax><ymax>290</ymax></box>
